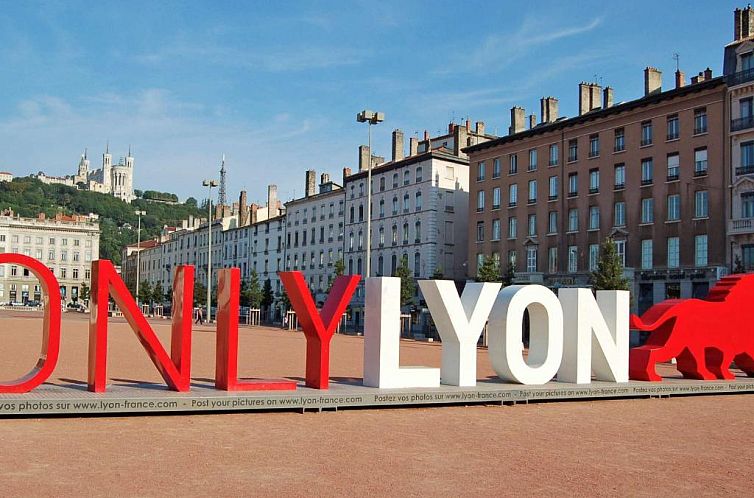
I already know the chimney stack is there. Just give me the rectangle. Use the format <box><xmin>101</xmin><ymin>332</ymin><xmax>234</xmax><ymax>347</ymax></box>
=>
<box><xmin>320</xmin><ymin>173</ymin><xmax>330</xmax><ymax>185</ymax></box>
<box><xmin>391</xmin><ymin>129</ymin><xmax>404</xmax><ymax>162</ymax></box>
<box><xmin>409</xmin><ymin>137</ymin><xmax>418</xmax><ymax>156</ymax></box>
<box><xmin>475</xmin><ymin>121</ymin><xmax>485</xmax><ymax>135</ymax></box>
<box><xmin>674</xmin><ymin>69</ymin><xmax>685</xmax><ymax>89</ymax></box>
<box><xmin>644</xmin><ymin>67</ymin><xmax>662</xmax><ymax>96</ymax></box>
<box><xmin>736</xmin><ymin>7</ymin><xmax>743</xmax><ymax>40</ymax></box>
<box><xmin>590</xmin><ymin>84</ymin><xmax>602</xmax><ymax>110</ymax></box>
<box><xmin>743</xmin><ymin>5</ymin><xmax>754</xmax><ymax>40</ymax></box>
<box><xmin>342</xmin><ymin>167</ymin><xmax>352</xmax><ymax>184</ymax></box>
<box><xmin>465</xmin><ymin>119</ymin><xmax>471</xmax><ymax>131</ymax></box>
<box><xmin>528</xmin><ymin>114</ymin><xmax>537</xmax><ymax>129</ymax></box>
<box><xmin>239</xmin><ymin>190</ymin><xmax>248</xmax><ymax>225</ymax></box>
<box><xmin>305</xmin><ymin>169</ymin><xmax>316</xmax><ymax>197</ymax></box>
<box><xmin>509</xmin><ymin>106</ymin><xmax>525</xmax><ymax>135</ymax></box>
<box><xmin>358</xmin><ymin>145</ymin><xmax>370</xmax><ymax>172</ymax></box>
<box><xmin>267</xmin><ymin>185</ymin><xmax>279</xmax><ymax>217</ymax></box>
<box><xmin>423</xmin><ymin>130</ymin><xmax>430</xmax><ymax>140</ymax></box>
<box><xmin>703</xmin><ymin>67</ymin><xmax>713</xmax><ymax>80</ymax></box>
<box><xmin>603</xmin><ymin>87</ymin><xmax>614</xmax><ymax>108</ymax></box>
<box><xmin>579</xmin><ymin>83</ymin><xmax>590</xmax><ymax>115</ymax></box>
<box><xmin>540</xmin><ymin>97</ymin><xmax>559</xmax><ymax>123</ymax></box>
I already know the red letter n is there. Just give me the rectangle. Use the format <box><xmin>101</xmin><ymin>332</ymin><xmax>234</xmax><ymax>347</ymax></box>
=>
<box><xmin>279</xmin><ymin>271</ymin><xmax>360</xmax><ymax>389</ymax></box>
<box><xmin>88</xmin><ymin>260</ymin><xmax>193</xmax><ymax>392</ymax></box>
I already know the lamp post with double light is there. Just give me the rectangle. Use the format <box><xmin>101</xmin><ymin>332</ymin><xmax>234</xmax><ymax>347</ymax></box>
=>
<box><xmin>202</xmin><ymin>179</ymin><xmax>219</xmax><ymax>322</ymax></box>
<box><xmin>134</xmin><ymin>210</ymin><xmax>146</xmax><ymax>305</ymax></box>
<box><xmin>356</xmin><ymin>109</ymin><xmax>384</xmax><ymax>278</ymax></box>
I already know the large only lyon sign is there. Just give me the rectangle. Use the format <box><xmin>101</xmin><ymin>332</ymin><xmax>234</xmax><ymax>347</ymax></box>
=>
<box><xmin>0</xmin><ymin>252</ymin><xmax>751</xmax><ymax>395</ymax></box>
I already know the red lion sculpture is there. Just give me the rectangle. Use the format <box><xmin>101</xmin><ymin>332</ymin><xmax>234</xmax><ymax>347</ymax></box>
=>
<box><xmin>629</xmin><ymin>274</ymin><xmax>754</xmax><ymax>381</ymax></box>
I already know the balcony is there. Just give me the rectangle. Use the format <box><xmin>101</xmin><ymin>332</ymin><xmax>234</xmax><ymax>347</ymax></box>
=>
<box><xmin>736</xmin><ymin>165</ymin><xmax>754</xmax><ymax>176</ymax></box>
<box><xmin>728</xmin><ymin>67</ymin><xmax>754</xmax><ymax>87</ymax></box>
<box><xmin>731</xmin><ymin>115</ymin><xmax>754</xmax><ymax>132</ymax></box>
<box><xmin>729</xmin><ymin>218</ymin><xmax>754</xmax><ymax>235</ymax></box>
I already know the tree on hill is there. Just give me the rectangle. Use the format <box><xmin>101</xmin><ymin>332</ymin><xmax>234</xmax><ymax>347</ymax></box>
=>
<box><xmin>394</xmin><ymin>255</ymin><xmax>415</xmax><ymax>307</ymax></box>
<box><xmin>476</xmin><ymin>255</ymin><xmax>500</xmax><ymax>282</ymax></box>
<box><xmin>592</xmin><ymin>238</ymin><xmax>629</xmax><ymax>291</ymax></box>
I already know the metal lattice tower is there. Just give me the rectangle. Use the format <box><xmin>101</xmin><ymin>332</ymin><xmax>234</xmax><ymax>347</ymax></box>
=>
<box><xmin>218</xmin><ymin>154</ymin><xmax>227</xmax><ymax>206</ymax></box>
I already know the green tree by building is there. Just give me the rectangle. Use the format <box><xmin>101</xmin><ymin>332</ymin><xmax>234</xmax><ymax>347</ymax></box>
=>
<box><xmin>476</xmin><ymin>255</ymin><xmax>500</xmax><ymax>283</ymax></box>
<box><xmin>501</xmin><ymin>261</ymin><xmax>516</xmax><ymax>286</ymax></box>
<box><xmin>152</xmin><ymin>281</ymin><xmax>164</xmax><ymax>305</ymax></box>
<box><xmin>327</xmin><ymin>258</ymin><xmax>346</xmax><ymax>292</ymax></box>
<box><xmin>394</xmin><ymin>255</ymin><xmax>415</xmax><ymax>307</ymax></box>
<box><xmin>138</xmin><ymin>280</ymin><xmax>153</xmax><ymax>304</ymax></box>
<box><xmin>261</xmin><ymin>278</ymin><xmax>274</xmax><ymax>310</ymax></box>
<box><xmin>592</xmin><ymin>237</ymin><xmax>629</xmax><ymax>291</ymax></box>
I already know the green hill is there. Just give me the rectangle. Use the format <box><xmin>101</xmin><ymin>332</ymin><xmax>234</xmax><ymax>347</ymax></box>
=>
<box><xmin>0</xmin><ymin>177</ymin><xmax>204</xmax><ymax>265</ymax></box>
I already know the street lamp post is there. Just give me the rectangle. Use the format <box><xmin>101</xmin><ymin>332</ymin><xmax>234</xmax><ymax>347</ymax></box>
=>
<box><xmin>134</xmin><ymin>210</ymin><xmax>146</xmax><ymax>305</ymax></box>
<box><xmin>202</xmin><ymin>179</ymin><xmax>219</xmax><ymax>322</ymax></box>
<box><xmin>356</xmin><ymin>110</ymin><xmax>384</xmax><ymax>278</ymax></box>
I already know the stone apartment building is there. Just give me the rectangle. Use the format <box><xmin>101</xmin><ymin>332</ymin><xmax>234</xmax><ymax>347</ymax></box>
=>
<box><xmin>466</xmin><ymin>68</ymin><xmax>727</xmax><ymax>314</ymax></box>
<box><xmin>725</xmin><ymin>5</ymin><xmax>754</xmax><ymax>271</ymax></box>
<box><xmin>0</xmin><ymin>211</ymin><xmax>100</xmax><ymax>303</ymax></box>
<box><xmin>343</xmin><ymin>123</ymin><xmax>493</xmax><ymax>328</ymax></box>
<box><xmin>283</xmin><ymin>170</ymin><xmax>345</xmax><ymax>305</ymax></box>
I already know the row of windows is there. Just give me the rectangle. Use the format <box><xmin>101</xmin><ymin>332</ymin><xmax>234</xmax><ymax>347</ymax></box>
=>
<box><xmin>289</xmin><ymin>201</ymin><xmax>344</xmax><ymax>225</ymax></box>
<box><xmin>286</xmin><ymin>248</ymin><xmax>344</xmax><ymax>270</ymax></box>
<box><xmin>476</xmin><ymin>109</ymin><xmax>708</xmax><ymax>179</ymax></box>
<box><xmin>347</xmin><ymin>253</ymin><xmax>423</xmax><ymax>278</ymax></box>
<box><xmin>0</xmin><ymin>265</ymin><xmax>91</xmax><ymax>280</ymax></box>
<box><xmin>483</xmin><ymin>234</ymin><xmax>709</xmax><ymax>274</ymax></box>
<box><xmin>350</xmin><ymin>167</ymin><xmax>425</xmax><ymax>197</ymax></box>
<box><xmin>0</xmin><ymin>235</ymin><xmax>92</xmax><ymax>247</ymax></box>
<box><xmin>348</xmin><ymin>191</ymin><xmax>424</xmax><ymax>222</ymax></box>
<box><xmin>288</xmin><ymin>224</ymin><xmax>344</xmax><ymax>248</ymax></box>
<box><xmin>347</xmin><ymin>221</ymin><xmax>423</xmax><ymax>250</ymax></box>
<box><xmin>476</xmin><ymin>151</ymin><xmax>708</xmax><ymax>210</ymax></box>
<box><xmin>476</xmin><ymin>192</ymin><xmax>709</xmax><ymax>241</ymax></box>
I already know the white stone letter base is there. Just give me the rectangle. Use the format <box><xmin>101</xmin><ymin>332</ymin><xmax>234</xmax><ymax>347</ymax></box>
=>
<box><xmin>488</xmin><ymin>285</ymin><xmax>563</xmax><ymax>385</ymax></box>
<box><xmin>557</xmin><ymin>288</ymin><xmax>629</xmax><ymax>384</ymax></box>
<box><xmin>363</xmin><ymin>277</ymin><xmax>440</xmax><ymax>388</ymax></box>
<box><xmin>419</xmin><ymin>280</ymin><xmax>500</xmax><ymax>386</ymax></box>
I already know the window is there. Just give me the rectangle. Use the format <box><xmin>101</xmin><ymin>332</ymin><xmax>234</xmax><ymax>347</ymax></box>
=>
<box><xmin>694</xmin><ymin>108</ymin><xmax>707</xmax><ymax>135</ymax></box>
<box><xmin>549</xmin><ymin>144</ymin><xmax>558</xmax><ymax>166</ymax></box>
<box><xmin>641</xmin><ymin>240</ymin><xmax>653</xmax><ymax>269</ymax></box>
<box><xmin>548</xmin><ymin>247</ymin><xmax>558</xmax><ymax>273</ymax></box>
<box><xmin>476</xmin><ymin>190</ymin><xmax>485</xmax><ymax>212</ymax></box>
<box><xmin>508</xmin><ymin>217</ymin><xmax>518</xmax><ymax>239</ymax></box>
<box><xmin>695</xmin><ymin>234</ymin><xmax>708</xmax><ymax>267</ymax></box>
<box><xmin>492</xmin><ymin>187</ymin><xmax>501</xmax><ymax>209</ymax></box>
<box><xmin>445</xmin><ymin>166</ymin><xmax>454</xmax><ymax>179</ymax></box>
<box><xmin>548</xmin><ymin>176</ymin><xmax>558</xmax><ymax>200</ymax></box>
<box><xmin>477</xmin><ymin>162</ymin><xmax>486</xmax><ymax>181</ymax></box>
<box><xmin>492</xmin><ymin>219</ymin><xmax>501</xmax><ymax>241</ymax></box>
<box><xmin>526</xmin><ymin>246</ymin><xmax>538</xmax><ymax>272</ymax></box>
<box><xmin>641</xmin><ymin>120</ymin><xmax>652</xmax><ymax>146</ymax></box>
<box><xmin>492</xmin><ymin>159</ymin><xmax>500</xmax><ymax>179</ymax></box>
<box><xmin>528</xmin><ymin>149</ymin><xmax>537</xmax><ymax>170</ymax></box>
<box><xmin>392</xmin><ymin>173</ymin><xmax>399</xmax><ymax>188</ymax></box>
<box><xmin>415</xmin><ymin>221</ymin><xmax>421</xmax><ymax>242</ymax></box>
<box><xmin>568</xmin><ymin>208</ymin><xmax>579</xmax><ymax>232</ymax></box>
<box><xmin>589</xmin><ymin>169</ymin><xmax>599</xmax><ymax>193</ymax></box>
<box><xmin>509</xmin><ymin>154</ymin><xmax>518</xmax><ymax>174</ymax></box>
<box><xmin>615</xmin><ymin>240</ymin><xmax>626</xmax><ymax>267</ymax></box>
<box><xmin>528</xmin><ymin>180</ymin><xmax>537</xmax><ymax>203</ymax></box>
<box><xmin>568</xmin><ymin>173</ymin><xmax>578</xmax><ymax>196</ymax></box>
<box><xmin>402</xmin><ymin>194</ymin><xmax>409</xmax><ymax>212</ymax></box>
<box><xmin>641</xmin><ymin>158</ymin><xmax>653</xmax><ymax>185</ymax></box>
<box><xmin>614</xmin><ymin>164</ymin><xmax>625</xmax><ymax>189</ymax></box>
<box><xmin>641</xmin><ymin>198</ymin><xmax>654</xmax><ymax>224</ymax></box>
<box><xmin>568</xmin><ymin>246</ymin><xmax>578</xmax><ymax>272</ymax></box>
<box><xmin>666</xmin><ymin>114</ymin><xmax>679</xmax><ymax>140</ymax></box>
<box><xmin>416</xmin><ymin>167</ymin><xmax>423</xmax><ymax>182</ymax></box>
<box><xmin>614</xmin><ymin>127</ymin><xmax>625</xmax><ymax>152</ymax></box>
<box><xmin>415</xmin><ymin>191</ymin><xmax>423</xmax><ymax>211</ymax></box>
<box><xmin>694</xmin><ymin>148</ymin><xmax>708</xmax><ymax>176</ymax></box>
<box><xmin>742</xmin><ymin>192</ymin><xmax>754</xmax><ymax>218</ymax></box>
<box><xmin>568</xmin><ymin>139</ymin><xmax>578</xmax><ymax>162</ymax></box>
<box><xmin>392</xmin><ymin>196</ymin><xmax>398</xmax><ymax>215</ymax></box>
<box><xmin>414</xmin><ymin>252</ymin><xmax>421</xmax><ymax>277</ymax></box>
<box><xmin>589</xmin><ymin>206</ymin><xmax>600</xmax><ymax>230</ymax></box>
<box><xmin>379</xmin><ymin>199</ymin><xmax>385</xmax><ymax>217</ymax></box>
<box><xmin>528</xmin><ymin>214</ymin><xmax>537</xmax><ymax>236</ymax></box>
<box><xmin>403</xmin><ymin>170</ymin><xmax>410</xmax><ymax>185</ymax></box>
<box><xmin>741</xmin><ymin>97</ymin><xmax>753</xmax><ymax>120</ymax></box>
<box><xmin>668</xmin><ymin>237</ymin><xmax>680</xmax><ymax>268</ymax></box>
<box><xmin>589</xmin><ymin>134</ymin><xmax>599</xmax><ymax>157</ymax></box>
<box><xmin>614</xmin><ymin>201</ymin><xmax>626</xmax><ymax>227</ymax></box>
<box><xmin>667</xmin><ymin>194</ymin><xmax>680</xmax><ymax>221</ymax></box>
<box><xmin>379</xmin><ymin>227</ymin><xmax>385</xmax><ymax>246</ymax></box>
<box><xmin>509</xmin><ymin>184</ymin><xmax>518</xmax><ymax>206</ymax></box>
<box><xmin>402</xmin><ymin>223</ymin><xmax>409</xmax><ymax>243</ymax></box>
<box><xmin>548</xmin><ymin>211</ymin><xmax>558</xmax><ymax>234</ymax></box>
<box><xmin>695</xmin><ymin>190</ymin><xmax>709</xmax><ymax>218</ymax></box>
<box><xmin>476</xmin><ymin>222</ymin><xmax>484</xmax><ymax>242</ymax></box>
<box><xmin>379</xmin><ymin>177</ymin><xmax>385</xmax><ymax>191</ymax></box>
<box><xmin>589</xmin><ymin>244</ymin><xmax>600</xmax><ymax>271</ymax></box>
<box><xmin>391</xmin><ymin>225</ymin><xmax>398</xmax><ymax>244</ymax></box>
<box><xmin>741</xmin><ymin>141</ymin><xmax>754</xmax><ymax>173</ymax></box>
<box><xmin>667</xmin><ymin>154</ymin><xmax>679</xmax><ymax>181</ymax></box>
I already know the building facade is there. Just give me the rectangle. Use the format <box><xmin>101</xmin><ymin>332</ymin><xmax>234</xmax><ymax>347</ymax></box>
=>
<box><xmin>0</xmin><ymin>212</ymin><xmax>100</xmax><ymax>304</ymax></box>
<box><xmin>725</xmin><ymin>5</ymin><xmax>754</xmax><ymax>271</ymax></box>
<box><xmin>466</xmin><ymin>70</ymin><xmax>727</xmax><ymax>314</ymax></box>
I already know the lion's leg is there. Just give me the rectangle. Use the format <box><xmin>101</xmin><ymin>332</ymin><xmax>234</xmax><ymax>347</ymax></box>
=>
<box><xmin>676</xmin><ymin>347</ymin><xmax>716</xmax><ymax>380</ymax></box>
<box><xmin>706</xmin><ymin>348</ymin><xmax>736</xmax><ymax>380</ymax></box>
<box><xmin>734</xmin><ymin>353</ymin><xmax>754</xmax><ymax>377</ymax></box>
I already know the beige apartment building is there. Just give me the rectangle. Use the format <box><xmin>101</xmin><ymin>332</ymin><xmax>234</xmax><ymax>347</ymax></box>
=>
<box><xmin>0</xmin><ymin>211</ymin><xmax>100</xmax><ymax>304</ymax></box>
<box><xmin>466</xmin><ymin>69</ymin><xmax>727</xmax><ymax>314</ymax></box>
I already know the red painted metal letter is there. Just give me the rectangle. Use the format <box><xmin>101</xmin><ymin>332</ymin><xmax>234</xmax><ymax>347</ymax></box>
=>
<box><xmin>215</xmin><ymin>268</ymin><xmax>296</xmax><ymax>391</ymax></box>
<box><xmin>88</xmin><ymin>260</ymin><xmax>194</xmax><ymax>392</ymax></box>
<box><xmin>279</xmin><ymin>271</ymin><xmax>360</xmax><ymax>389</ymax></box>
<box><xmin>0</xmin><ymin>254</ymin><xmax>61</xmax><ymax>393</ymax></box>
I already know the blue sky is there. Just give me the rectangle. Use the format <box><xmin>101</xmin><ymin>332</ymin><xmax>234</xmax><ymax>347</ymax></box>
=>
<box><xmin>0</xmin><ymin>0</ymin><xmax>742</xmax><ymax>206</ymax></box>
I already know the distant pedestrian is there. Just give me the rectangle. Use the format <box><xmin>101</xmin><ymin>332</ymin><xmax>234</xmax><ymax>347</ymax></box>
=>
<box><xmin>195</xmin><ymin>307</ymin><xmax>204</xmax><ymax>325</ymax></box>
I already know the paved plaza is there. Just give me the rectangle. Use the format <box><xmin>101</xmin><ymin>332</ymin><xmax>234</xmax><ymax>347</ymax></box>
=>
<box><xmin>0</xmin><ymin>310</ymin><xmax>752</xmax><ymax>496</ymax></box>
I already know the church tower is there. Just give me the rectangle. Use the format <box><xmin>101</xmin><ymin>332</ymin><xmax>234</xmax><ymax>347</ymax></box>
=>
<box><xmin>75</xmin><ymin>149</ymin><xmax>89</xmax><ymax>184</ymax></box>
<box><xmin>102</xmin><ymin>142</ymin><xmax>112</xmax><ymax>191</ymax></box>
